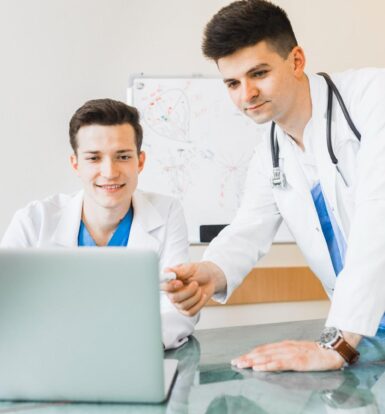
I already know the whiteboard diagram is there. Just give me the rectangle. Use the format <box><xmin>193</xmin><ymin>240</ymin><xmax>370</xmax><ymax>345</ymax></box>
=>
<box><xmin>143</xmin><ymin>88</ymin><xmax>191</xmax><ymax>142</ymax></box>
<box><xmin>130</xmin><ymin>77</ymin><xmax>293</xmax><ymax>243</ymax></box>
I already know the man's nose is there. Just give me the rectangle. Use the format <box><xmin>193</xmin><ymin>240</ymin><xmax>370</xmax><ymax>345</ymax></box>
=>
<box><xmin>241</xmin><ymin>80</ymin><xmax>259</xmax><ymax>104</ymax></box>
<box><xmin>100</xmin><ymin>159</ymin><xmax>118</xmax><ymax>178</ymax></box>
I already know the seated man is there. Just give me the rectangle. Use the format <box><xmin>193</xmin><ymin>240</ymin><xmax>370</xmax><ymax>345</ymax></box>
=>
<box><xmin>1</xmin><ymin>98</ymin><xmax>198</xmax><ymax>349</ymax></box>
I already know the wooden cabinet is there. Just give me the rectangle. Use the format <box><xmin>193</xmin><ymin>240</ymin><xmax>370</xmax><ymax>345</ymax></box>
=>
<box><xmin>207</xmin><ymin>266</ymin><xmax>327</xmax><ymax>306</ymax></box>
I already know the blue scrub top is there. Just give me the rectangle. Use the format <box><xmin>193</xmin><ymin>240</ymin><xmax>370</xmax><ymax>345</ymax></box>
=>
<box><xmin>311</xmin><ymin>182</ymin><xmax>346</xmax><ymax>276</ymax></box>
<box><xmin>78</xmin><ymin>206</ymin><xmax>133</xmax><ymax>247</ymax></box>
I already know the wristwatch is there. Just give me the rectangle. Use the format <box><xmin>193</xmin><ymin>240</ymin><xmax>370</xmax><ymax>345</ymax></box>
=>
<box><xmin>318</xmin><ymin>327</ymin><xmax>360</xmax><ymax>365</ymax></box>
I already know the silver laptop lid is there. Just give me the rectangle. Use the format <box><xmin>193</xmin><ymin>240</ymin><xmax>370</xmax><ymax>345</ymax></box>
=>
<box><xmin>0</xmin><ymin>248</ymin><xmax>167</xmax><ymax>403</ymax></box>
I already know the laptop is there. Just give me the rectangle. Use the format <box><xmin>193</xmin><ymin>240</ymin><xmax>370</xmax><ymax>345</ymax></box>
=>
<box><xmin>0</xmin><ymin>248</ymin><xmax>178</xmax><ymax>403</ymax></box>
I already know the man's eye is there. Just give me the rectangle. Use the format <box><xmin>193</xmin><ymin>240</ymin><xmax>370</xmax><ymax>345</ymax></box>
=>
<box><xmin>252</xmin><ymin>70</ymin><xmax>268</xmax><ymax>78</ymax></box>
<box><xmin>226</xmin><ymin>81</ymin><xmax>239</xmax><ymax>89</ymax></box>
<box><xmin>118</xmin><ymin>155</ymin><xmax>131</xmax><ymax>160</ymax></box>
<box><xmin>86</xmin><ymin>156</ymin><xmax>99</xmax><ymax>161</ymax></box>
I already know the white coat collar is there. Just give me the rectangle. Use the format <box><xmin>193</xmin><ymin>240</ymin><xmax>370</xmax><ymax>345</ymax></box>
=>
<box><xmin>51</xmin><ymin>190</ymin><xmax>164</xmax><ymax>250</ymax></box>
<box><xmin>127</xmin><ymin>190</ymin><xmax>164</xmax><ymax>251</ymax></box>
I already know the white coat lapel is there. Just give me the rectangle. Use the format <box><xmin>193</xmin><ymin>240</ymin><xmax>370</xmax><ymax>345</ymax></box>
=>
<box><xmin>276</xmin><ymin>127</ymin><xmax>313</xmax><ymax>204</ymax></box>
<box><xmin>309</xmin><ymin>75</ymin><xmax>344</xmax><ymax>234</ymax></box>
<box><xmin>51</xmin><ymin>191</ymin><xmax>84</xmax><ymax>247</ymax></box>
<box><xmin>274</xmin><ymin>126</ymin><xmax>317</xmax><ymax>225</ymax></box>
<box><xmin>271</xmin><ymin>80</ymin><xmax>337</xmax><ymax>289</ymax></box>
<box><xmin>273</xmin><ymin>133</ymin><xmax>336</xmax><ymax>290</ymax></box>
<box><xmin>127</xmin><ymin>191</ymin><xmax>164</xmax><ymax>252</ymax></box>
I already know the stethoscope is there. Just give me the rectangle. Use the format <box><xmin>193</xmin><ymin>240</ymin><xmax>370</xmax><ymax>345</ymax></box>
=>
<box><xmin>270</xmin><ymin>72</ymin><xmax>361</xmax><ymax>188</ymax></box>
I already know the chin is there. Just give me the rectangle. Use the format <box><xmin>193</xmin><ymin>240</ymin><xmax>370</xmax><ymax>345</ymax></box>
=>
<box><xmin>95</xmin><ymin>200</ymin><xmax>118</xmax><ymax>209</ymax></box>
<box><xmin>248</xmin><ymin>114</ymin><xmax>273</xmax><ymax>125</ymax></box>
<box><xmin>106</xmin><ymin>194</ymin><xmax>133</xmax><ymax>208</ymax></box>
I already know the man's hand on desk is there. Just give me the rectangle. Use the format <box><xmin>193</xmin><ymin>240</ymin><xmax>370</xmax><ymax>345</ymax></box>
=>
<box><xmin>231</xmin><ymin>340</ymin><xmax>345</xmax><ymax>372</ymax></box>
<box><xmin>160</xmin><ymin>261</ymin><xmax>226</xmax><ymax>316</ymax></box>
<box><xmin>231</xmin><ymin>332</ymin><xmax>362</xmax><ymax>372</ymax></box>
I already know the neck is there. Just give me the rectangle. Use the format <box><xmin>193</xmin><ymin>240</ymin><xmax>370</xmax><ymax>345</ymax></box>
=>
<box><xmin>276</xmin><ymin>75</ymin><xmax>312</xmax><ymax>150</ymax></box>
<box><xmin>82</xmin><ymin>196</ymin><xmax>131</xmax><ymax>246</ymax></box>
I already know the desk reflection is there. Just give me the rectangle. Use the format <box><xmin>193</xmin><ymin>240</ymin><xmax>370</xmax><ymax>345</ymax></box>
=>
<box><xmin>0</xmin><ymin>322</ymin><xmax>384</xmax><ymax>414</ymax></box>
<box><xmin>0</xmin><ymin>336</ymin><xmax>200</xmax><ymax>414</ymax></box>
<box><xmin>189</xmin><ymin>326</ymin><xmax>385</xmax><ymax>414</ymax></box>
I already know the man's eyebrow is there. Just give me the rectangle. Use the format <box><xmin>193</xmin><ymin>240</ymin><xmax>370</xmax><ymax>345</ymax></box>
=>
<box><xmin>223</xmin><ymin>77</ymin><xmax>238</xmax><ymax>84</ymax></box>
<box><xmin>81</xmin><ymin>149</ymin><xmax>135</xmax><ymax>154</ymax></box>
<box><xmin>245</xmin><ymin>63</ymin><xmax>270</xmax><ymax>75</ymax></box>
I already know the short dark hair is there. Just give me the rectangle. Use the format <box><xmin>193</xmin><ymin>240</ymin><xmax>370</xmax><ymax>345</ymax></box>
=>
<box><xmin>202</xmin><ymin>0</ymin><xmax>298</xmax><ymax>61</ymax></box>
<box><xmin>69</xmin><ymin>98</ymin><xmax>143</xmax><ymax>154</ymax></box>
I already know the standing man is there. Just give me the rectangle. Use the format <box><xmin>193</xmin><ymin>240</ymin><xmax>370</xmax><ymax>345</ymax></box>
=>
<box><xmin>163</xmin><ymin>0</ymin><xmax>385</xmax><ymax>370</ymax></box>
<box><xmin>1</xmin><ymin>98</ymin><xmax>198</xmax><ymax>349</ymax></box>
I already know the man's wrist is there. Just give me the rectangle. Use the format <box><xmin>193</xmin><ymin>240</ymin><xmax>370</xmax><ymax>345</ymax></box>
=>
<box><xmin>202</xmin><ymin>261</ymin><xmax>227</xmax><ymax>294</ymax></box>
<box><xmin>319</xmin><ymin>328</ymin><xmax>361</xmax><ymax>366</ymax></box>
<box><xmin>341</xmin><ymin>331</ymin><xmax>362</xmax><ymax>349</ymax></box>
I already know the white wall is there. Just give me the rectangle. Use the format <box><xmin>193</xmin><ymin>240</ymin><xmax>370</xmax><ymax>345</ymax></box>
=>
<box><xmin>1</xmin><ymin>0</ymin><xmax>385</xmax><ymax>236</ymax></box>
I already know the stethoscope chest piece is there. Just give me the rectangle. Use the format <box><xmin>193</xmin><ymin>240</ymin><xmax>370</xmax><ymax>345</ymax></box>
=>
<box><xmin>270</xmin><ymin>121</ymin><xmax>287</xmax><ymax>189</ymax></box>
<box><xmin>271</xmin><ymin>167</ymin><xmax>287</xmax><ymax>188</ymax></box>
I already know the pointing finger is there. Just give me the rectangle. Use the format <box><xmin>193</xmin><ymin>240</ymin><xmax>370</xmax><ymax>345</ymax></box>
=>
<box><xmin>160</xmin><ymin>279</ymin><xmax>184</xmax><ymax>292</ymax></box>
<box><xmin>166</xmin><ymin>263</ymin><xmax>197</xmax><ymax>282</ymax></box>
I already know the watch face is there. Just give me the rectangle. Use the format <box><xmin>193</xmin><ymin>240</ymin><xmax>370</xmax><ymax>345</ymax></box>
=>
<box><xmin>320</xmin><ymin>327</ymin><xmax>339</xmax><ymax>345</ymax></box>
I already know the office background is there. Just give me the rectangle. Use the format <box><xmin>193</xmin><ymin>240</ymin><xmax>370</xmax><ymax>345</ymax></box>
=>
<box><xmin>1</xmin><ymin>0</ymin><xmax>384</xmax><ymax>328</ymax></box>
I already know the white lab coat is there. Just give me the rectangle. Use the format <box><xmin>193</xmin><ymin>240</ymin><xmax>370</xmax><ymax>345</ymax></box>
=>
<box><xmin>204</xmin><ymin>68</ymin><xmax>385</xmax><ymax>336</ymax></box>
<box><xmin>1</xmin><ymin>189</ymin><xmax>198</xmax><ymax>349</ymax></box>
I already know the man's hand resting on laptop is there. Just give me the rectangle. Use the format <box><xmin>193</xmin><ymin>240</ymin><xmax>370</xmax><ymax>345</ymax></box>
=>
<box><xmin>160</xmin><ymin>261</ymin><xmax>226</xmax><ymax>316</ymax></box>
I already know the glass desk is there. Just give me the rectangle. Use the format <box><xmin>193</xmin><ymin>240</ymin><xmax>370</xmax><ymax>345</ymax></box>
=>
<box><xmin>1</xmin><ymin>319</ymin><xmax>384</xmax><ymax>413</ymax></box>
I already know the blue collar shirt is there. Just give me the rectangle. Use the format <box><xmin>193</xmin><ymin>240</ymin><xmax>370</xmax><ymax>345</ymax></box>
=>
<box><xmin>78</xmin><ymin>206</ymin><xmax>134</xmax><ymax>247</ymax></box>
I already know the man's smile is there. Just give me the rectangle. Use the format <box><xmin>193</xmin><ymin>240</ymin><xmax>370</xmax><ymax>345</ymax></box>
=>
<box><xmin>95</xmin><ymin>183</ymin><xmax>126</xmax><ymax>192</ymax></box>
<box><xmin>245</xmin><ymin>101</ymin><xmax>268</xmax><ymax>111</ymax></box>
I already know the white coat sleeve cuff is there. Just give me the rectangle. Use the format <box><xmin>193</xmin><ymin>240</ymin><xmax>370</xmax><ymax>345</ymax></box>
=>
<box><xmin>326</xmin><ymin>279</ymin><xmax>385</xmax><ymax>337</ymax></box>
<box><xmin>161</xmin><ymin>310</ymin><xmax>199</xmax><ymax>350</ymax></box>
<box><xmin>202</xmin><ymin>250</ymin><xmax>245</xmax><ymax>303</ymax></box>
<box><xmin>326</xmin><ymin>310</ymin><xmax>383</xmax><ymax>337</ymax></box>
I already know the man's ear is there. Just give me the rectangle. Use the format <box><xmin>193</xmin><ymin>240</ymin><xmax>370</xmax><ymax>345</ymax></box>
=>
<box><xmin>291</xmin><ymin>46</ymin><xmax>306</xmax><ymax>78</ymax></box>
<box><xmin>138</xmin><ymin>151</ymin><xmax>146</xmax><ymax>173</ymax></box>
<box><xmin>70</xmin><ymin>153</ymin><xmax>79</xmax><ymax>174</ymax></box>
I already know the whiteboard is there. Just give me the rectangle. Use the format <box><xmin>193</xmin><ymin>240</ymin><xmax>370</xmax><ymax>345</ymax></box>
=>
<box><xmin>129</xmin><ymin>77</ymin><xmax>293</xmax><ymax>243</ymax></box>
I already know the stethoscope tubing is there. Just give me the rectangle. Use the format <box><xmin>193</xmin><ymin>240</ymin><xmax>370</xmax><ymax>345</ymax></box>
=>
<box><xmin>270</xmin><ymin>72</ymin><xmax>361</xmax><ymax>186</ymax></box>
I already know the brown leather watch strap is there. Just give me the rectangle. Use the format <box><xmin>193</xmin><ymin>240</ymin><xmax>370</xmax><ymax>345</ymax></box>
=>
<box><xmin>334</xmin><ymin>337</ymin><xmax>360</xmax><ymax>364</ymax></box>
